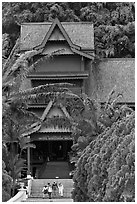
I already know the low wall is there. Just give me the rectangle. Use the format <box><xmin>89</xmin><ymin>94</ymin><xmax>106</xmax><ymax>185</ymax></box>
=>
<box><xmin>7</xmin><ymin>189</ymin><xmax>27</xmax><ymax>202</ymax></box>
<box><xmin>7</xmin><ymin>177</ymin><xmax>33</xmax><ymax>202</ymax></box>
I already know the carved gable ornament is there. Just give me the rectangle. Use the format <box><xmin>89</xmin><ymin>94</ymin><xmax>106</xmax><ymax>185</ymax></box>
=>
<box><xmin>20</xmin><ymin>18</ymin><xmax>94</xmax><ymax>59</ymax></box>
<box><xmin>34</xmin><ymin>18</ymin><xmax>79</xmax><ymax>51</ymax></box>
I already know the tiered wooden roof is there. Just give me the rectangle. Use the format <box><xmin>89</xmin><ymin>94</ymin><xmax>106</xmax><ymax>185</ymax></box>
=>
<box><xmin>20</xmin><ymin>18</ymin><xmax>94</xmax><ymax>57</ymax></box>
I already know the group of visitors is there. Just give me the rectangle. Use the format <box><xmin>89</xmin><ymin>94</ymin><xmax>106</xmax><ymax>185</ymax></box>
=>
<box><xmin>42</xmin><ymin>181</ymin><xmax>64</xmax><ymax>199</ymax></box>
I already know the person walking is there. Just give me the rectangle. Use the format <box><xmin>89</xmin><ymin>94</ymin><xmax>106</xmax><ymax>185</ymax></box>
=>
<box><xmin>58</xmin><ymin>183</ymin><xmax>64</xmax><ymax>197</ymax></box>
<box><xmin>42</xmin><ymin>185</ymin><xmax>48</xmax><ymax>199</ymax></box>
<box><xmin>52</xmin><ymin>181</ymin><xmax>58</xmax><ymax>198</ymax></box>
<box><xmin>47</xmin><ymin>183</ymin><xmax>52</xmax><ymax>200</ymax></box>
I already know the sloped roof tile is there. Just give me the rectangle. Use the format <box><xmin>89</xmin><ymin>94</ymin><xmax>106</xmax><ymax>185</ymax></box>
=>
<box><xmin>20</xmin><ymin>21</ymin><xmax>94</xmax><ymax>51</ymax></box>
<box><xmin>90</xmin><ymin>58</ymin><xmax>135</xmax><ymax>103</ymax></box>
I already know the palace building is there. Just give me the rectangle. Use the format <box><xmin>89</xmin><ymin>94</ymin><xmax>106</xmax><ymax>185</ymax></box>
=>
<box><xmin>20</xmin><ymin>18</ymin><xmax>135</xmax><ymax>179</ymax></box>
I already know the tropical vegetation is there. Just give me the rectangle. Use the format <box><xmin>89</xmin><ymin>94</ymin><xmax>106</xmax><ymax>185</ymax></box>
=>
<box><xmin>2</xmin><ymin>37</ymin><xmax>82</xmax><ymax>200</ymax></box>
<box><xmin>2</xmin><ymin>2</ymin><xmax>135</xmax><ymax>202</ymax></box>
<box><xmin>72</xmin><ymin>93</ymin><xmax>135</xmax><ymax>202</ymax></box>
<box><xmin>2</xmin><ymin>2</ymin><xmax>135</xmax><ymax>58</ymax></box>
<box><xmin>2</xmin><ymin>160</ymin><xmax>12</xmax><ymax>202</ymax></box>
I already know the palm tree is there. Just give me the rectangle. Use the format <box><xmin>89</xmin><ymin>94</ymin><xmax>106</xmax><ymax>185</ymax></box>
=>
<box><xmin>2</xmin><ymin>38</ymin><xmax>82</xmax><ymax>196</ymax></box>
<box><xmin>2</xmin><ymin>160</ymin><xmax>12</xmax><ymax>201</ymax></box>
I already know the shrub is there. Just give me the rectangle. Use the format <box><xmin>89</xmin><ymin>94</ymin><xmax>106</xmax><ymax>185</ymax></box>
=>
<box><xmin>2</xmin><ymin>161</ymin><xmax>12</xmax><ymax>202</ymax></box>
<box><xmin>72</xmin><ymin>106</ymin><xmax>135</xmax><ymax>202</ymax></box>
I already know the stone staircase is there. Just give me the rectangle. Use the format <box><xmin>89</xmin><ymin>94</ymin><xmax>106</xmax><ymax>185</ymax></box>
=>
<box><xmin>25</xmin><ymin>198</ymin><xmax>73</xmax><ymax>202</ymax></box>
<box><xmin>29</xmin><ymin>179</ymin><xmax>74</xmax><ymax>198</ymax></box>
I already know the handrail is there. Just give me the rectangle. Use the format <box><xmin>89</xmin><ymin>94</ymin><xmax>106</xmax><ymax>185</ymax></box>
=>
<box><xmin>7</xmin><ymin>188</ymin><xmax>26</xmax><ymax>202</ymax></box>
<box><xmin>27</xmin><ymin>176</ymin><xmax>33</xmax><ymax>196</ymax></box>
<box><xmin>7</xmin><ymin>177</ymin><xmax>33</xmax><ymax>202</ymax></box>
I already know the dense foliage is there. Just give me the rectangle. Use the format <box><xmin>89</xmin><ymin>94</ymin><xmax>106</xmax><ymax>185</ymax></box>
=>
<box><xmin>2</xmin><ymin>161</ymin><xmax>12</xmax><ymax>202</ymax></box>
<box><xmin>72</xmin><ymin>104</ymin><xmax>135</xmax><ymax>202</ymax></box>
<box><xmin>2</xmin><ymin>3</ymin><xmax>135</xmax><ymax>201</ymax></box>
<box><xmin>2</xmin><ymin>43</ymin><xmax>42</xmax><ymax>197</ymax></box>
<box><xmin>2</xmin><ymin>37</ymin><xmax>83</xmax><ymax>199</ymax></box>
<box><xmin>70</xmin><ymin>90</ymin><xmax>123</xmax><ymax>162</ymax></box>
<box><xmin>2</xmin><ymin>2</ymin><xmax>135</xmax><ymax>58</ymax></box>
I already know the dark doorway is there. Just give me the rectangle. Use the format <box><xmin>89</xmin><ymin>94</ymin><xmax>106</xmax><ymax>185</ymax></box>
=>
<box><xmin>31</xmin><ymin>140</ymin><xmax>73</xmax><ymax>178</ymax></box>
<box><xmin>32</xmin><ymin>140</ymin><xmax>73</xmax><ymax>162</ymax></box>
<box><xmin>51</xmin><ymin>141</ymin><xmax>63</xmax><ymax>160</ymax></box>
<box><xmin>50</xmin><ymin>140</ymin><xmax>73</xmax><ymax>161</ymax></box>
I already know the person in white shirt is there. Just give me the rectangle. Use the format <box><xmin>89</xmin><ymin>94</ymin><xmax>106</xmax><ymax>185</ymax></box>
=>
<box><xmin>42</xmin><ymin>185</ymin><xmax>48</xmax><ymax>199</ymax></box>
<box><xmin>47</xmin><ymin>183</ymin><xmax>52</xmax><ymax>199</ymax></box>
<box><xmin>58</xmin><ymin>183</ymin><xmax>64</xmax><ymax>197</ymax></box>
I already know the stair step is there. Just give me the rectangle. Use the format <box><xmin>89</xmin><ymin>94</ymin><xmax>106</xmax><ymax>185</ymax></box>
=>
<box><xmin>30</xmin><ymin>179</ymin><xmax>73</xmax><ymax>198</ymax></box>
<box><xmin>24</xmin><ymin>198</ymin><xmax>73</xmax><ymax>202</ymax></box>
<box><xmin>39</xmin><ymin>161</ymin><xmax>70</xmax><ymax>179</ymax></box>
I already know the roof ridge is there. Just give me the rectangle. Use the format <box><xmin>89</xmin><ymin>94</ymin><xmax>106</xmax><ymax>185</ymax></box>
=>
<box><xmin>21</xmin><ymin>21</ymin><xmax>93</xmax><ymax>26</ymax></box>
<box><xmin>62</xmin><ymin>22</ymin><xmax>93</xmax><ymax>24</ymax></box>
<box><xmin>22</xmin><ymin>22</ymin><xmax>52</xmax><ymax>25</ymax></box>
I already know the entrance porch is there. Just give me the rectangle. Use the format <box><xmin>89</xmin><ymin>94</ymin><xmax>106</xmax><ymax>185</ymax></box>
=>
<box><xmin>29</xmin><ymin>139</ymin><xmax>73</xmax><ymax>179</ymax></box>
<box><xmin>32</xmin><ymin>140</ymin><xmax>73</xmax><ymax>162</ymax></box>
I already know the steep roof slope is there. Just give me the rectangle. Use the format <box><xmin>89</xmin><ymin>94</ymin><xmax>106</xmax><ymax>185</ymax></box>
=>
<box><xmin>20</xmin><ymin>21</ymin><xmax>94</xmax><ymax>51</ymax></box>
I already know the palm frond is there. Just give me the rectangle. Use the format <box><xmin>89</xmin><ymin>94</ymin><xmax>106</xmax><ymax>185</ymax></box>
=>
<box><xmin>104</xmin><ymin>86</ymin><xmax>117</xmax><ymax>109</ymax></box>
<box><xmin>21</xmin><ymin>122</ymin><xmax>41</xmax><ymax>137</ymax></box>
<box><xmin>21</xmin><ymin>143</ymin><xmax>36</xmax><ymax>150</ymax></box>
<box><xmin>3</xmin><ymin>49</ymin><xmax>66</xmax><ymax>92</ymax></box>
<box><xmin>19</xmin><ymin>136</ymin><xmax>30</xmax><ymax>150</ymax></box>
<box><xmin>14</xmin><ymin>158</ymin><xmax>26</xmax><ymax>177</ymax></box>
<box><xmin>2</xmin><ymin>49</ymin><xmax>40</xmax><ymax>86</ymax></box>
<box><xmin>10</xmin><ymin>83</ymin><xmax>74</xmax><ymax>99</ymax></box>
<box><xmin>7</xmin><ymin>87</ymin><xmax>81</xmax><ymax>107</ymax></box>
<box><xmin>2</xmin><ymin>38</ymin><xmax>20</xmax><ymax>75</ymax></box>
<box><xmin>42</xmin><ymin>116</ymin><xmax>72</xmax><ymax>129</ymax></box>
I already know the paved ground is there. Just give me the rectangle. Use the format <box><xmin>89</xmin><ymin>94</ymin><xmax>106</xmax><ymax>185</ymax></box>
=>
<box><xmin>25</xmin><ymin>198</ymin><xmax>73</xmax><ymax>202</ymax></box>
<box><xmin>39</xmin><ymin>161</ymin><xmax>70</xmax><ymax>179</ymax></box>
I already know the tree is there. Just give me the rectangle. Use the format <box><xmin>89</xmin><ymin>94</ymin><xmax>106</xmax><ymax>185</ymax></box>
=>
<box><xmin>79</xmin><ymin>2</ymin><xmax>135</xmax><ymax>26</ymax></box>
<box><xmin>69</xmin><ymin>94</ymin><xmax>99</xmax><ymax>164</ymax></box>
<box><xmin>2</xmin><ymin>37</ymin><xmax>82</xmax><ymax>197</ymax></box>
<box><xmin>94</xmin><ymin>22</ymin><xmax>135</xmax><ymax>58</ymax></box>
<box><xmin>2</xmin><ymin>33</ymin><xmax>13</xmax><ymax>58</ymax></box>
<box><xmin>2</xmin><ymin>160</ymin><xmax>12</xmax><ymax>202</ymax></box>
<box><xmin>2</xmin><ymin>40</ymin><xmax>42</xmax><ymax>196</ymax></box>
<box><xmin>70</xmin><ymin>89</ymin><xmax>124</xmax><ymax>164</ymax></box>
<box><xmin>72</xmin><ymin>100</ymin><xmax>135</xmax><ymax>202</ymax></box>
<box><xmin>2</xmin><ymin>2</ymin><xmax>135</xmax><ymax>58</ymax></box>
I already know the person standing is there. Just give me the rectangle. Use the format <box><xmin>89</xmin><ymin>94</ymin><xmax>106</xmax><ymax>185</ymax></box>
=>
<box><xmin>52</xmin><ymin>181</ymin><xmax>58</xmax><ymax>198</ymax></box>
<box><xmin>47</xmin><ymin>183</ymin><xmax>52</xmax><ymax>200</ymax></box>
<box><xmin>42</xmin><ymin>185</ymin><xmax>48</xmax><ymax>199</ymax></box>
<box><xmin>58</xmin><ymin>183</ymin><xmax>64</xmax><ymax>197</ymax></box>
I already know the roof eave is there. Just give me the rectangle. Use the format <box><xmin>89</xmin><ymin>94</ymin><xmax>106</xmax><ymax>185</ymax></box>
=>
<box><xmin>27</xmin><ymin>72</ymin><xmax>89</xmax><ymax>79</ymax></box>
<box><xmin>71</xmin><ymin>47</ymin><xmax>94</xmax><ymax>60</ymax></box>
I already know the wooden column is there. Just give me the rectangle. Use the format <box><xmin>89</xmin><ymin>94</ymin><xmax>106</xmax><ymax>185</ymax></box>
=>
<box><xmin>27</xmin><ymin>146</ymin><xmax>31</xmax><ymax>175</ymax></box>
<box><xmin>81</xmin><ymin>56</ymin><xmax>84</xmax><ymax>71</ymax></box>
<box><xmin>48</xmin><ymin>141</ymin><xmax>51</xmax><ymax>161</ymax></box>
<box><xmin>64</xmin><ymin>141</ymin><xmax>67</xmax><ymax>160</ymax></box>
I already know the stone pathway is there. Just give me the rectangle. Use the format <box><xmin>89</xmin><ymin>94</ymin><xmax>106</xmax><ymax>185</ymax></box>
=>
<box><xmin>39</xmin><ymin>161</ymin><xmax>70</xmax><ymax>179</ymax></box>
<box><xmin>31</xmin><ymin>179</ymin><xmax>73</xmax><ymax>198</ymax></box>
